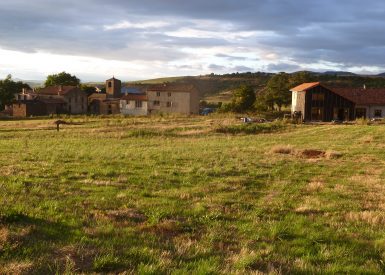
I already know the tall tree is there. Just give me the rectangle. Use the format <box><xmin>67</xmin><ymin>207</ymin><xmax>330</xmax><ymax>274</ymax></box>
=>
<box><xmin>0</xmin><ymin>75</ymin><xmax>30</xmax><ymax>109</ymax></box>
<box><xmin>265</xmin><ymin>72</ymin><xmax>291</xmax><ymax>111</ymax></box>
<box><xmin>44</xmin><ymin>71</ymin><xmax>80</xmax><ymax>87</ymax></box>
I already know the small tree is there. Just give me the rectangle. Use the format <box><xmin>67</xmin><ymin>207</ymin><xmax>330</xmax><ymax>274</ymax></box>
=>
<box><xmin>231</xmin><ymin>85</ymin><xmax>256</xmax><ymax>112</ymax></box>
<box><xmin>265</xmin><ymin>72</ymin><xmax>290</xmax><ymax>111</ymax></box>
<box><xmin>44</xmin><ymin>71</ymin><xmax>80</xmax><ymax>87</ymax></box>
<box><xmin>0</xmin><ymin>75</ymin><xmax>30</xmax><ymax>109</ymax></box>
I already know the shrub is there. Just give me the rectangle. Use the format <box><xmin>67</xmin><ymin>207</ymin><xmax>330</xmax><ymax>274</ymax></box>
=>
<box><xmin>215</xmin><ymin>121</ymin><xmax>287</xmax><ymax>134</ymax></box>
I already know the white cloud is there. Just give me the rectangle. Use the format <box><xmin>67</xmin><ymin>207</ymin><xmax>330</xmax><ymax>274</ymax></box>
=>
<box><xmin>103</xmin><ymin>20</ymin><xmax>170</xmax><ymax>30</ymax></box>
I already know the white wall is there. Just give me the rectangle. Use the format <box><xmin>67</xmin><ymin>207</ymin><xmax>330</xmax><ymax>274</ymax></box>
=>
<box><xmin>120</xmin><ymin>100</ymin><xmax>148</xmax><ymax>116</ymax></box>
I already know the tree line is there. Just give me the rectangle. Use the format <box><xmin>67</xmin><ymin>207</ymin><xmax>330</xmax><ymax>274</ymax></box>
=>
<box><xmin>0</xmin><ymin>72</ymin><xmax>97</xmax><ymax>109</ymax></box>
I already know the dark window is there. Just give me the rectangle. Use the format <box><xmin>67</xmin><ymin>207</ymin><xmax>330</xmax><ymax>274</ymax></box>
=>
<box><xmin>167</xmin><ymin>101</ymin><xmax>172</xmax><ymax>107</ymax></box>
<box><xmin>168</xmin><ymin>92</ymin><xmax>171</xmax><ymax>97</ymax></box>
<box><xmin>156</xmin><ymin>92</ymin><xmax>160</xmax><ymax>97</ymax></box>
<box><xmin>355</xmin><ymin>108</ymin><xmax>366</xmax><ymax>119</ymax></box>
<box><xmin>374</xmin><ymin>109</ymin><xmax>382</xmax><ymax>117</ymax></box>
<box><xmin>108</xmin><ymin>82</ymin><xmax>112</xmax><ymax>88</ymax></box>
<box><xmin>135</xmin><ymin>100</ymin><xmax>142</xmax><ymax>108</ymax></box>
<box><xmin>153</xmin><ymin>100</ymin><xmax>160</xmax><ymax>106</ymax></box>
<box><xmin>312</xmin><ymin>93</ymin><xmax>324</xmax><ymax>101</ymax></box>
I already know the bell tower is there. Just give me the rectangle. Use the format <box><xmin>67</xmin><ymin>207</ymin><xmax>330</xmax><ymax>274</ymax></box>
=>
<box><xmin>106</xmin><ymin>76</ymin><xmax>121</xmax><ymax>98</ymax></box>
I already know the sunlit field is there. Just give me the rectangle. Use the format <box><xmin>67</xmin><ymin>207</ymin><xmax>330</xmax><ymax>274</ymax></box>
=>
<box><xmin>1</xmin><ymin>115</ymin><xmax>385</xmax><ymax>274</ymax></box>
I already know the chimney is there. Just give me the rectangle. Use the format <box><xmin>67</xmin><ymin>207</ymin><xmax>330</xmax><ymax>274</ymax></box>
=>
<box><xmin>22</xmin><ymin>88</ymin><xmax>27</xmax><ymax>94</ymax></box>
<box><xmin>363</xmin><ymin>84</ymin><xmax>366</xmax><ymax>90</ymax></box>
<box><xmin>58</xmin><ymin>85</ymin><xmax>63</xmax><ymax>95</ymax></box>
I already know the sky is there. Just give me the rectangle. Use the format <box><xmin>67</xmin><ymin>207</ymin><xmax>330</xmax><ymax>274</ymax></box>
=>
<box><xmin>0</xmin><ymin>0</ymin><xmax>385</xmax><ymax>82</ymax></box>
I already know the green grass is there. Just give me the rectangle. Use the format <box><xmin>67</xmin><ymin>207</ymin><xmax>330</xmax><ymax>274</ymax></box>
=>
<box><xmin>1</xmin><ymin>115</ymin><xmax>385</xmax><ymax>274</ymax></box>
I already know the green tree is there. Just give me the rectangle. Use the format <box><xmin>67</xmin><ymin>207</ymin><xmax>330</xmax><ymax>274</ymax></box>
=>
<box><xmin>289</xmin><ymin>71</ymin><xmax>317</xmax><ymax>88</ymax></box>
<box><xmin>44</xmin><ymin>71</ymin><xmax>80</xmax><ymax>87</ymax></box>
<box><xmin>265</xmin><ymin>72</ymin><xmax>291</xmax><ymax>111</ymax></box>
<box><xmin>80</xmin><ymin>84</ymin><xmax>97</xmax><ymax>96</ymax></box>
<box><xmin>0</xmin><ymin>75</ymin><xmax>30</xmax><ymax>109</ymax></box>
<box><xmin>231</xmin><ymin>85</ymin><xmax>256</xmax><ymax>112</ymax></box>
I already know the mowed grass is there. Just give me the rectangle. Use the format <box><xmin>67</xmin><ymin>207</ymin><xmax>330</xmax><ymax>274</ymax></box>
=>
<box><xmin>0</xmin><ymin>115</ymin><xmax>385</xmax><ymax>274</ymax></box>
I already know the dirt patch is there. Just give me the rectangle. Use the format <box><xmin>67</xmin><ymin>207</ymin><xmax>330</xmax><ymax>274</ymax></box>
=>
<box><xmin>271</xmin><ymin>146</ymin><xmax>343</xmax><ymax>160</ymax></box>
<box><xmin>300</xmin><ymin>149</ymin><xmax>325</xmax><ymax>158</ymax></box>
<box><xmin>140</xmin><ymin>219</ymin><xmax>185</xmax><ymax>239</ymax></box>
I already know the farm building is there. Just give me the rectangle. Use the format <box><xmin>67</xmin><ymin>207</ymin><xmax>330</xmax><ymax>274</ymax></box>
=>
<box><xmin>291</xmin><ymin>82</ymin><xmax>385</xmax><ymax>121</ymax></box>
<box><xmin>120</xmin><ymin>93</ymin><xmax>148</xmax><ymax>116</ymax></box>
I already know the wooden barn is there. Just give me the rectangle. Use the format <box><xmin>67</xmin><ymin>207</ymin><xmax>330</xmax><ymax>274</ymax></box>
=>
<box><xmin>291</xmin><ymin>82</ymin><xmax>356</xmax><ymax>122</ymax></box>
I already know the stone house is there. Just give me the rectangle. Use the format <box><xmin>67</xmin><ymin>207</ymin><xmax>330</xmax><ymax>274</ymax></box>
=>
<box><xmin>120</xmin><ymin>93</ymin><xmax>148</xmax><ymax>116</ymax></box>
<box><xmin>147</xmin><ymin>84</ymin><xmax>200</xmax><ymax>115</ymax></box>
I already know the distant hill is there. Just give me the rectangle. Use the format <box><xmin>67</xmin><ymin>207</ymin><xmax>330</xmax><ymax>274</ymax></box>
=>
<box><xmin>322</xmin><ymin>71</ymin><xmax>357</xmax><ymax>76</ymax></box>
<box><xmin>377</xmin><ymin>73</ymin><xmax>385</xmax><ymax>77</ymax></box>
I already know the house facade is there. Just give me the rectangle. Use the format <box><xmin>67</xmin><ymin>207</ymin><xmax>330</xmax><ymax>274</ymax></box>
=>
<box><xmin>147</xmin><ymin>84</ymin><xmax>199</xmax><ymax>115</ymax></box>
<box><xmin>291</xmin><ymin>82</ymin><xmax>385</xmax><ymax>121</ymax></box>
<box><xmin>37</xmin><ymin>86</ymin><xmax>88</xmax><ymax>114</ymax></box>
<box><xmin>120</xmin><ymin>93</ymin><xmax>148</xmax><ymax>116</ymax></box>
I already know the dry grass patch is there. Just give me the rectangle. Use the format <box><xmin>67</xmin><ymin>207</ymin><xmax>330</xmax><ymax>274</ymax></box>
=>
<box><xmin>270</xmin><ymin>145</ymin><xmax>295</xmax><ymax>155</ymax></box>
<box><xmin>0</xmin><ymin>262</ymin><xmax>33</xmax><ymax>275</ymax></box>
<box><xmin>346</xmin><ymin>211</ymin><xmax>385</xmax><ymax>226</ymax></box>
<box><xmin>325</xmin><ymin>150</ymin><xmax>343</xmax><ymax>159</ymax></box>
<box><xmin>306</xmin><ymin>180</ymin><xmax>325</xmax><ymax>192</ymax></box>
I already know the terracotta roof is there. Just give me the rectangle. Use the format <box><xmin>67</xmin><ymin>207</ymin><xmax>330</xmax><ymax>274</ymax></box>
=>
<box><xmin>38</xmin><ymin>86</ymin><xmax>80</xmax><ymax>95</ymax></box>
<box><xmin>290</xmin><ymin>82</ymin><xmax>321</xmax><ymax>92</ymax></box>
<box><xmin>121</xmin><ymin>93</ymin><xmax>148</xmax><ymax>101</ymax></box>
<box><xmin>38</xmin><ymin>97</ymin><xmax>67</xmax><ymax>104</ymax></box>
<box><xmin>147</xmin><ymin>84</ymin><xmax>197</xmax><ymax>93</ymax></box>
<box><xmin>333</xmin><ymin>88</ymin><xmax>385</xmax><ymax>105</ymax></box>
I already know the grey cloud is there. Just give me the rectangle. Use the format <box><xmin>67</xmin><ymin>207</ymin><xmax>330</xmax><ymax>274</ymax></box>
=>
<box><xmin>0</xmin><ymin>0</ymin><xmax>385</xmax><ymax>73</ymax></box>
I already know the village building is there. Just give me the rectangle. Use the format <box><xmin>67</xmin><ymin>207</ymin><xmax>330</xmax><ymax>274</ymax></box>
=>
<box><xmin>11</xmin><ymin>87</ymin><xmax>85</xmax><ymax>117</ymax></box>
<box><xmin>146</xmin><ymin>84</ymin><xmax>200</xmax><ymax>115</ymax></box>
<box><xmin>88</xmin><ymin>77</ymin><xmax>121</xmax><ymax>115</ymax></box>
<box><xmin>120</xmin><ymin>93</ymin><xmax>148</xmax><ymax>116</ymax></box>
<box><xmin>291</xmin><ymin>82</ymin><xmax>385</xmax><ymax>121</ymax></box>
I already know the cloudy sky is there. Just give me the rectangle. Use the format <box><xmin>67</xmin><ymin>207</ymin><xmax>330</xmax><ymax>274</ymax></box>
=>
<box><xmin>0</xmin><ymin>0</ymin><xmax>384</xmax><ymax>81</ymax></box>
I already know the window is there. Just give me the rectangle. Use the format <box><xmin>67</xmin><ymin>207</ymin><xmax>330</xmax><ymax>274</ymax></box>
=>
<box><xmin>168</xmin><ymin>92</ymin><xmax>171</xmax><ymax>97</ymax></box>
<box><xmin>166</xmin><ymin>101</ymin><xmax>172</xmax><ymax>107</ymax></box>
<box><xmin>156</xmin><ymin>92</ymin><xmax>160</xmax><ymax>97</ymax></box>
<box><xmin>312</xmin><ymin>93</ymin><xmax>324</xmax><ymax>101</ymax></box>
<box><xmin>355</xmin><ymin>108</ymin><xmax>366</xmax><ymax>119</ymax></box>
<box><xmin>108</xmin><ymin>82</ymin><xmax>112</xmax><ymax>88</ymax></box>
<box><xmin>153</xmin><ymin>100</ymin><xmax>160</xmax><ymax>106</ymax></box>
<box><xmin>135</xmin><ymin>100</ymin><xmax>142</xmax><ymax>108</ymax></box>
<box><xmin>374</xmin><ymin>109</ymin><xmax>382</xmax><ymax>117</ymax></box>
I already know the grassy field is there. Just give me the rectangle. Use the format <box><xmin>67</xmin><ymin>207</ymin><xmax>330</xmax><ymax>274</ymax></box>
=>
<box><xmin>1</xmin><ymin>115</ymin><xmax>385</xmax><ymax>274</ymax></box>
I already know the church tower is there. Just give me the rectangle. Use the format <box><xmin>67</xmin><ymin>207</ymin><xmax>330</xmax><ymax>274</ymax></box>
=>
<box><xmin>106</xmin><ymin>77</ymin><xmax>121</xmax><ymax>98</ymax></box>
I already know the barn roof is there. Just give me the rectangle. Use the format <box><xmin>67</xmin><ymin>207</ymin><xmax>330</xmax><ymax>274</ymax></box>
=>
<box><xmin>290</xmin><ymin>82</ymin><xmax>321</xmax><ymax>92</ymax></box>
<box><xmin>38</xmin><ymin>86</ymin><xmax>80</xmax><ymax>96</ymax></box>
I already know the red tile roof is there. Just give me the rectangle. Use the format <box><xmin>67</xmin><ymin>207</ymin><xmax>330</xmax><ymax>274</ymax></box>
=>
<box><xmin>121</xmin><ymin>93</ymin><xmax>148</xmax><ymax>101</ymax></box>
<box><xmin>38</xmin><ymin>86</ymin><xmax>80</xmax><ymax>95</ymax></box>
<box><xmin>333</xmin><ymin>88</ymin><xmax>385</xmax><ymax>105</ymax></box>
<box><xmin>290</xmin><ymin>82</ymin><xmax>321</xmax><ymax>92</ymax></box>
